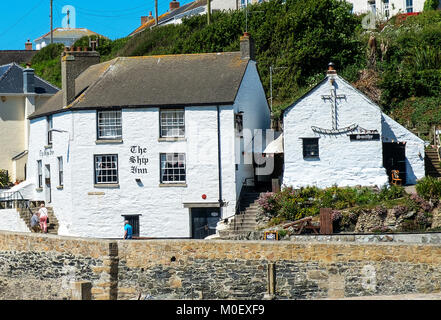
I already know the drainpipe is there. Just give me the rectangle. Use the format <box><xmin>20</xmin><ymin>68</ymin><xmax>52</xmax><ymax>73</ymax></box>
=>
<box><xmin>217</xmin><ymin>105</ymin><xmax>224</xmax><ymax>212</ymax></box>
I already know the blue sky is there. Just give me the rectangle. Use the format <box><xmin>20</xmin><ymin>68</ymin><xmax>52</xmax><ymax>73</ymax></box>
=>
<box><xmin>0</xmin><ymin>0</ymin><xmax>194</xmax><ymax>50</ymax></box>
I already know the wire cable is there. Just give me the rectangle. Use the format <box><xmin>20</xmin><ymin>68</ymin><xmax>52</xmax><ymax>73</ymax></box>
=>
<box><xmin>0</xmin><ymin>0</ymin><xmax>46</xmax><ymax>39</ymax></box>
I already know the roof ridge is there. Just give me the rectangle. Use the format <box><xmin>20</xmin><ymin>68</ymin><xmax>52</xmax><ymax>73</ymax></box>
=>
<box><xmin>0</xmin><ymin>63</ymin><xmax>13</xmax><ymax>82</ymax></box>
<box><xmin>8</xmin><ymin>63</ymin><xmax>60</xmax><ymax>91</ymax></box>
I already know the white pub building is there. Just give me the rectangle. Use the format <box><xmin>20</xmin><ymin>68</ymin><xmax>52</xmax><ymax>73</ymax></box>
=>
<box><xmin>21</xmin><ymin>34</ymin><xmax>271</xmax><ymax>239</ymax></box>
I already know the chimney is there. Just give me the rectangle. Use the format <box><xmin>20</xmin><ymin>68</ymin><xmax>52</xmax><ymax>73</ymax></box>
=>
<box><xmin>327</xmin><ymin>62</ymin><xmax>337</xmax><ymax>75</ymax></box>
<box><xmin>141</xmin><ymin>11</ymin><xmax>154</xmax><ymax>25</ymax></box>
<box><xmin>23</xmin><ymin>66</ymin><xmax>35</xmax><ymax>94</ymax></box>
<box><xmin>25</xmin><ymin>39</ymin><xmax>33</xmax><ymax>51</ymax></box>
<box><xmin>240</xmin><ymin>32</ymin><xmax>255</xmax><ymax>60</ymax></box>
<box><xmin>170</xmin><ymin>0</ymin><xmax>180</xmax><ymax>11</ymax></box>
<box><xmin>61</xmin><ymin>50</ymin><xmax>100</xmax><ymax>107</ymax></box>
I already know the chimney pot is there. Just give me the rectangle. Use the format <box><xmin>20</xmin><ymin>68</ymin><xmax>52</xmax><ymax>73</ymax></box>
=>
<box><xmin>25</xmin><ymin>39</ymin><xmax>33</xmax><ymax>51</ymax></box>
<box><xmin>170</xmin><ymin>0</ymin><xmax>180</xmax><ymax>11</ymax></box>
<box><xmin>327</xmin><ymin>62</ymin><xmax>337</xmax><ymax>75</ymax></box>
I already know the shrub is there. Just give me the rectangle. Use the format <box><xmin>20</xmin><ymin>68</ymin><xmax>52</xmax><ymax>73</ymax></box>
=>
<box><xmin>415</xmin><ymin>176</ymin><xmax>441</xmax><ymax>202</ymax></box>
<box><xmin>0</xmin><ymin>170</ymin><xmax>10</xmax><ymax>188</ymax></box>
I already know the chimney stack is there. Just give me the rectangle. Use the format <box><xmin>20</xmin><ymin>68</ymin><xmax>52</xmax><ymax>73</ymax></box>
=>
<box><xmin>170</xmin><ymin>0</ymin><xmax>180</xmax><ymax>11</ymax></box>
<box><xmin>23</xmin><ymin>66</ymin><xmax>35</xmax><ymax>94</ymax></box>
<box><xmin>25</xmin><ymin>39</ymin><xmax>33</xmax><ymax>51</ymax></box>
<box><xmin>61</xmin><ymin>50</ymin><xmax>100</xmax><ymax>107</ymax></box>
<box><xmin>327</xmin><ymin>62</ymin><xmax>337</xmax><ymax>75</ymax></box>
<box><xmin>240</xmin><ymin>32</ymin><xmax>255</xmax><ymax>60</ymax></box>
<box><xmin>141</xmin><ymin>11</ymin><xmax>154</xmax><ymax>25</ymax></box>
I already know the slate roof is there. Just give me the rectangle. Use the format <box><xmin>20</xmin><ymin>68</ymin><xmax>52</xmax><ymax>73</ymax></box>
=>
<box><xmin>0</xmin><ymin>50</ymin><xmax>38</xmax><ymax>66</ymax></box>
<box><xmin>29</xmin><ymin>52</ymin><xmax>250</xmax><ymax>119</ymax></box>
<box><xmin>129</xmin><ymin>0</ymin><xmax>207</xmax><ymax>36</ymax></box>
<box><xmin>0</xmin><ymin>63</ymin><xmax>59</xmax><ymax>95</ymax></box>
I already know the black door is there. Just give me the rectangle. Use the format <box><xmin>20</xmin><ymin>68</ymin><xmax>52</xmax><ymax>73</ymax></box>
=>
<box><xmin>191</xmin><ymin>208</ymin><xmax>220</xmax><ymax>239</ymax></box>
<box><xmin>383</xmin><ymin>142</ymin><xmax>406</xmax><ymax>184</ymax></box>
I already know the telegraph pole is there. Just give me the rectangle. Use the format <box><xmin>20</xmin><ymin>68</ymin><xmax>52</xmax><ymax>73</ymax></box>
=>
<box><xmin>207</xmin><ymin>0</ymin><xmax>211</xmax><ymax>25</ymax></box>
<box><xmin>50</xmin><ymin>0</ymin><xmax>53</xmax><ymax>44</ymax></box>
<box><xmin>155</xmin><ymin>0</ymin><xmax>158</xmax><ymax>26</ymax></box>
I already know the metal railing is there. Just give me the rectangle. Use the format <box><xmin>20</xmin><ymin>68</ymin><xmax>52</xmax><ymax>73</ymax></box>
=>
<box><xmin>0</xmin><ymin>190</ymin><xmax>34</xmax><ymax>220</ymax></box>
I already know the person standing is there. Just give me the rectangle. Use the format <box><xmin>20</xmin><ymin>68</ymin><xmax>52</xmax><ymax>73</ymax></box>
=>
<box><xmin>124</xmin><ymin>220</ymin><xmax>133</xmax><ymax>240</ymax></box>
<box><xmin>38</xmin><ymin>203</ymin><xmax>48</xmax><ymax>233</ymax></box>
<box><xmin>30</xmin><ymin>211</ymin><xmax>40</xmax><ymax>232</ymax></box>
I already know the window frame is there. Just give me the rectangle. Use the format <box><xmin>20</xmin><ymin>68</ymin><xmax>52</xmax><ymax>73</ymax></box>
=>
<box><xmin>96</xmin><ymin>109</ymin><xmax>122</xmax><ymax>141</ymax></box>
<box><xmin>94</xmin><ymin>154</ymin><xmax>119</xmax><ymax>185</ymax></box>
<box><xmin>47</xmin><ymin>115</ymin><xmax>53</xmax><ymax>146</ymax></box>
<box><xmin>302</xmin><ymin>138</ymin><xmax>320</xmax><ymax>159</ymax></box>
<box><xmin>160</xmin><ymin>153</ymin><xmax>186</xmax><ymax>184</ymax></box>
<box><xmin>57</xmin><ymin>156</ymin><xmax>63</xmax><ymax>187</ymax></box>
<box><xmin>37</xmin><ymin>160</ymin><xmax>42</xmax><ymax>188</ymax></box>
<box><xmin>159</xmin><ymin>108</ymin><xmax>185</xmax><ymax>138</ymax></box>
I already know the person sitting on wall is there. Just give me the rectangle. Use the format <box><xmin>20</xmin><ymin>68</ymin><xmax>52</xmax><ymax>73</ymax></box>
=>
<box><xmin>124</xmin><ymin>220</ymin><xmax>133</xmax><ymax>240</ymax></box>
<box><xmin>30</xmin><ymin>211</ymin><xmax>40</xmax><ymax>233</ymax></box>
<box><xmin>38</xmin><ymin>203</ymin><xmax>48</xmax><ymax>233</ymax></box>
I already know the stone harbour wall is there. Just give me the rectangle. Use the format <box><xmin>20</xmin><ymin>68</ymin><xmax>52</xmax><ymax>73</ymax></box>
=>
<box><xmin>1</xmin><ymin>230</ymin><xmax>441</xmax><ymax>300</ymax></box>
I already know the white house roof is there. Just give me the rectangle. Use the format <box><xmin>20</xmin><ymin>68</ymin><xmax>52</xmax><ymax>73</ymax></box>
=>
<box><xmin>34</xmin><ymin>28</ymin><xmax>106</xmax><ymax>42</ymax></box>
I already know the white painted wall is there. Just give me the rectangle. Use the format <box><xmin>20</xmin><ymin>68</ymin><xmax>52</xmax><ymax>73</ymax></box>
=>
<box><xmin>0</xmin><ymin>209</ymin><xmax>29</xmax><ymax>233</ymax></box>
<box><xmin>212</xmin><ymin>0</ymin><xmax>238</xmax><ymax>11</ymax></box>
<box><xmin>0</xmin><ymin>94</ymin><xmax>51</xmax><ymax>182</ymax></box>
<box><xmin>347</xmin><ymin>0</ymin><xmax>432</xmax><ymax>16</ymax></box>
<box><xmin>283</xmin><ymin>75</ymin><xmax>425</xmax><ymax>188</ymax></box>
<box><xmin>283</xmin><ymin>75</ymin><xmax>389</xmax><ymax>189</ymax></box>
<box><xmin>233</xmin><ymin>61</ymin><xmax>271</xmax><ymax>197</ymax></box>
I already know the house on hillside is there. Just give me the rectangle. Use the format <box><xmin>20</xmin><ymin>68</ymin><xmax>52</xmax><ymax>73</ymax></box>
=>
<box><xmin>0</xmin><ymin>63</ymin><xmax>59</xmax><ymax>183</ymax></box>
<box><xmin>347</xmin><ymin>0</ymin><xmax>441</xmax><ymax>18</ymax></box>
<box><xmin>34</xmin><ymin>28</ymin><xmax>106</xmax><ymax>50</ymax></box>
<box><xmin>20</xmin><ymin>34</ymin><xmax>271</xmax><ymax>239</ymax></box>
<box><xmin>130</xmin><ymin>0</ymin><xmax>271</xmax><ymax>36</ymax></box>
<box><xmin>279</xmin><ymin>63</ymin><xmax>425</xmax><ymax>189</ymax></box>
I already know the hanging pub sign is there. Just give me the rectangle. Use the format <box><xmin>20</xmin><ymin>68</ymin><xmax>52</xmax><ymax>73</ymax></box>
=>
<box><xmin>349</xmin><ymin>133</ymin><xmax>380</xmax><ymax>141</ymax></box>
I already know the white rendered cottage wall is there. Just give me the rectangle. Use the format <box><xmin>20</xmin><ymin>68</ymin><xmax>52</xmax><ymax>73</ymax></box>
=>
<box><xmin>233</xmin><ymin>61</ymin><xmax>271</xmax><ymax>196</ymax></box>
<box><xmin>27</xmin><ymin>112</ymin><xmax>73</xmax><ymax>235</ymax></box>
<box><xmin>283</xmin><ymin>76</ymin><xmax>388</xmax><ymax>189</ymax></box>
<box><xmin>27</xmin><ymin>105</ymin><xmax>239</xmax><ymax>238</ymax></box>
<box><xmin>0</xmin><ymin>209</ymin><xmax>29</xmax><ymax>233</ymax></box>
<box><xmin>381</xmin><ymin>113</ymin><xmax>425</xmax><ymax>184</ymax></box>
<box><xmin>348</xmin><ymin>0</ymin><xmax>429</xmax><ymax>15</ymax></box>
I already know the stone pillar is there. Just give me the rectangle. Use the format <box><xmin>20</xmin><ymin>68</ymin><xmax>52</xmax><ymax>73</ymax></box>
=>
<box><xmin>263</xmin><ymin>262</ymin><xmax>276</xmax><ymax>300</ymax></box>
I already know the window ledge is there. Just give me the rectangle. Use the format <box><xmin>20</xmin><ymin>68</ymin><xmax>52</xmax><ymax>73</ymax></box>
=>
<box><xmin>94</xmin><ymin>184</ymin><xmax>120</xmax><ymax>188</ymax></box>
<box><xmin>158</xmin><ymin>137</ymin><xmax>186</xmax><ymax>142</ymax></box>
<box><xmin>159</xmin><ymin>183</ymin><xmax>187</xmax><ymax>188</ymax></box>
<box><xmin>35</xmin><ymin>188</ymin><xmax>43</xmax><ymax>192</ymax></box>
<box><xmin>96</xmin><ymin>139</ymin><xmax>123</xmax><ymax>144</ymax></box>
<box><xmin>56</xmin><ymin>186</ymin><xmax>64</xmax><ymax>190</ymax></box>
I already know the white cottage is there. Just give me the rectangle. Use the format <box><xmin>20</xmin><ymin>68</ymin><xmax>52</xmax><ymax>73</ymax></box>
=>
<box><xmin>282</xmin><ymin>64</ymin><xmax>425</xmax><ymax>189</ymax></box>
<box><xmin>21</xmin><ymin>34</ymin><xmax>270</xmax><ymax>239</ymax></box>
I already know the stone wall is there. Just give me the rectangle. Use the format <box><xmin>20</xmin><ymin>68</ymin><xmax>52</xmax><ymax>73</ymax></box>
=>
<box><xmin>1</xmin><ymin>230</ymin><xmax>441</xmax><ymax>300</ymax></box>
